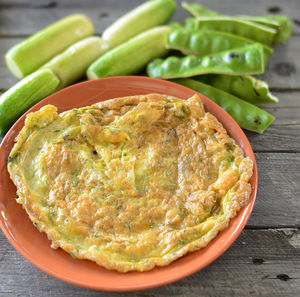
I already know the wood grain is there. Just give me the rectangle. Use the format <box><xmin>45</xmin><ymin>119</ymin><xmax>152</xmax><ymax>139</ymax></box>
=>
<box><xmin>0</xmin><ymin>228</ymin><xmax>299</xmax><ymax>297</ymax></box>
<box><xmin>0</xmin><ymin>0</ymin><xmax>300</xmax><ymax>34</ymax></box>
<box><xmin>247</xmin><ymin>153</ymin><xmax>300</xmax><ymax>227</ymax></box>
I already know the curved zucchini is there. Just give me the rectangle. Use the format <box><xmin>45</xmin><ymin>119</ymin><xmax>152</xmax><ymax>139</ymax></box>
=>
<box><xmin>5</xmin><ymin>14</ymin><xmax>94</xmax><ymax>79</ymax></box>
<box><xmin>0</xmin><ymin>69</ymin><xmax>60</xmax><ymax>133</ymax></box>
<box><xmin>102</xmin><ymin>0</ymin><xmax>176</xmax><ymax>47</ymax></box>
<box><xmin>87</xmin><ymin>26</ymin><xmax>171</xmax><ymax>79</ymax></box>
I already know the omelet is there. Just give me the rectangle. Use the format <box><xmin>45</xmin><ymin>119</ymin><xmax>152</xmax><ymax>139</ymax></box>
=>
<box><xmin>7</xmin><ymin>94</ymin><xmax>253</xmax><ymax>272</ymax></box>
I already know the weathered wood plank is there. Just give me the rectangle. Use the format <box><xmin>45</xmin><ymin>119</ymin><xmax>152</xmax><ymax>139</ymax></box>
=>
<box><xmin>0</xmin><ymin>8</ymin><xmax>120</xmax><ymax>37</ymax></box>
<box><xmin>262</xmin><ymin>107</ymin><xmax>300</xmax><ymax>126</ymax></box>
<box><xmin>0</xmin><ymin>228</ymin><xmax>299</xmax><ymax>296</ymax></box>
<box><xmin>246</xmin><ymin>125</ymin><xmax>300</xmax><ymax>152</ymax></box>
<box><xmin>263</xmin><ymin>39</ymin><xmax>300</xmax><ymax>89</ymax></box>
<box><xmin>0</xmin><ymin>0</ymin><xmax>299</xmax><ymax>34</ymax></box>
<box><xmin>246</xmin><ymin>91</ymin><xmax>300</xmax><ymax>152</ymax></box>
<box><xmin>0</xmin><ymin>38</ymin><xmax>20</xmax><ymax>89</ymax></box>
<box><xmin>247</xmin><ymin>153</ymin><xmax>300</xmax><ymax>227</ymax></box>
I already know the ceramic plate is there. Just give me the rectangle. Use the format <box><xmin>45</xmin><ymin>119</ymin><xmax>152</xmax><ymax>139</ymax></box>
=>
<box><xmin>0</xmin><ymin>76</ymin><xmax>257</xmax><ymax>291</ymax></box>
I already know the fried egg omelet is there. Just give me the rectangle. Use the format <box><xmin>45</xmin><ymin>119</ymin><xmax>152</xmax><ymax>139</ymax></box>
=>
<box><xmin>8</xmin><ymin>94</ymin><xmax>253</xmax><ymax>272</ymax></box>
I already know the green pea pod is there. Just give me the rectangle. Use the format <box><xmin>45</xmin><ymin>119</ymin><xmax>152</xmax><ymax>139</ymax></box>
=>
<box><xmin>195</xmin><ymin>17</ymin><xmax>276</xmax><ymax>45</ymax></box>
<box><xmin>180</xmin><ymin>2</ymin><xmax>292</xmax><ymax>44</ymax></box>
<box><xmin>87</xmin><ymin>26</ymin><xmax>171</xmax><ymax>79</ymax></box>
<box><xmin>167</xmin><ymin>28</ymin><xmax>272</xmax><ymax>66</ymax></box>
<box><xmin>236</xmin><ymin>16</ymin><xmax>279</xmax><ymax>30</ymax></box>
<box><xmin>147</xmin><ymin>44</ymin><xmax>265</xmax><ymax>79</ymax></box>
<box><xmin>259</xmin><ymin>15</ymin><xmax>292</xmax><ymax>44</ymax></box>
<box><xmin>181</xmin><ymin>2</ymin><xmax>279</xmax><ymax>31</ymax></box>
<box><xmin>181</xmin><ymin>2</ymin><xmax>219</xmax><ymax>17</ymax></box>
<box><xmin>194</xmin><ymin>74</ymin><xmax>278</xmax><ymax>104</ymax></box>
<box><xmin>172</xmin><ymin>78</ymin><xmax>275</xmax><ymax>133</ymax></box>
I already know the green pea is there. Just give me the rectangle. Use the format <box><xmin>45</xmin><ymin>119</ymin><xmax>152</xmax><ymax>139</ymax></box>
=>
<box><xmin>167</xmin><ymin>28</ymin><xmax>272</xmax><ymax>66</ymax></box>
<box><xmin>194</xmin><ymin>74</ymin><xmax>278</xmax><ymax>104</ymax></box>
<box><xmin>147</xmin><ymin>44</ymin><xmax>265</xmax><ymax>79</ymax></box>
<box><xmin>195</xmin><ymin>17</ymin><xmax>276</xmax><ymax>45</ymax></box>
<box><xmin>172</xmin><ymin>78</ymin><xmax>275</xmax><ymax>133</ymax></box>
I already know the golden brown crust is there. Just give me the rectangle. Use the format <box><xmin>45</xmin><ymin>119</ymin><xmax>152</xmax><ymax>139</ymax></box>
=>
<box><xmin>7</xmin><ymin>94</ymin><xmax>253</xmax><ymax>272</ymax></box>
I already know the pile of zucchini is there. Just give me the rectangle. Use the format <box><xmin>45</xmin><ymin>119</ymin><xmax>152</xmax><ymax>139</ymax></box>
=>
<box><xmin>0</xmin><ymin>0</ymin><xmax>292</xmax><ymax>134</ymax></box>
<box><xmin>0</xmin><ymin>0</ymin><xmax>176</xmax><ymax>133</ymax></box>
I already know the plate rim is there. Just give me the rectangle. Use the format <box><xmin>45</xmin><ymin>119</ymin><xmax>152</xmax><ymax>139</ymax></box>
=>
<box><xmin>0</xmin><ymin>76</ymin><xmax>257</xmax><ymax>291</ymax></box>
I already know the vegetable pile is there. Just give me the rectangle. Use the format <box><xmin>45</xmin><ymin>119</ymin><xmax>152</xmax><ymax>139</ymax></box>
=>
<box><xmin>0</xmin><ymin>0</ymin><xmax>292</xmax><ymax>134</ymax></box>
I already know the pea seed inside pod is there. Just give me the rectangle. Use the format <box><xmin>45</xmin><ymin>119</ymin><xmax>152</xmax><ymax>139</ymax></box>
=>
<box><xmin>169</xmin><ymin>31</ymin><xmax>189</xmax><ymax>47</ymax></box>
<box><xmin>163</xmin><ymin>56</ymin><xmax>181</xmax><ymax>71</ymax></box>
<box><xmin>149</xmin><ymin>58</ymin><xmax>164</xmax><ymax>77</ymax></box>
<box><xmin>147</xmin><ymin>44</ymin><xmax>265</xmax><ymax>78</ymax></box>
<box><xmin>182</xmin><ymin>55</ymin><xmax>200</xmax><ymax>68</ymax></box>
<box><xmin>166</xmin><ymin>28</ymin><xmax>272</xmax><ymax>66</ymax></box>
<box><xmin>194</xmin><ymin>74</ymin><xmax>278</xmax><ymax>104</ymax></box>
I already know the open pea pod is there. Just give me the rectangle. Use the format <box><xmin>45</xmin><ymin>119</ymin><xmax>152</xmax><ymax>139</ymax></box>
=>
<box><xmin>147</xmin><ymin>44</ymin><xmax>265</xmax><ymax>79</ymax></box>
<box><xmin>237</xmin><ymin>16</ymin><xmax>279</xmax><ymax>30</ymax></box>
<box><xmin>245</xmin><ymin>15</ymin><xmax>292</xmax><ymax>44</ymax></box>
<box><xmin>194</xmin><ymin>74</ymin><xmax>278</xmax><ymax>104</ymax></box>
<box><xmin>167</xmin><ymin>28</ymin><xmax>272</xmax><ymax>66</ymax></box>
<box><xmin>182</xmin><ymin>3</ymin><xmax>279</xmax><ymax>30</ymax></box>
<box><xmin>181</xmin><ymin>2</ymin><xmax>219</xmax><ymax>17</ymax></box>
<box><xmin>181</xmin><ymin>2</ymin><xmax>292</xmax><ymax>44</ymax></box>
<box><xmin>195</xmin><ymin>16</ymin><xmax>276</xmax><ymax>45</ymax></box>
<box><xmin>172</xmin><ymin>78</ymin><xmax>275</xmax><ymax>133</ymax></box>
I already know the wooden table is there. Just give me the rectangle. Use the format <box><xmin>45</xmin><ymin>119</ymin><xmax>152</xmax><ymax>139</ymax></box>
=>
<box><xmin>0</xmin><ymin>0</ymin><xmax>299</xmax><ymax>296</ymax></box>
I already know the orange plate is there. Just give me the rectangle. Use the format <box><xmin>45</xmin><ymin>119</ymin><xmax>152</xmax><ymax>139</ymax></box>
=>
<box><xmin>0</xmin><ymin>76</ymin><xmax>257</xmax><ymax>291</ymax></box>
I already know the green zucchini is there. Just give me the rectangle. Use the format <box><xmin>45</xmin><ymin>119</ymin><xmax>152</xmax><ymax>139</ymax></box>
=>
<box><xmin>102</xmin><ymin>0</ymin><xmax>176</xmax><ymax>47</ymax></box>
<box><xmin>87</xmin><ymin>26</ymin><xmax>171</xmax><ymax>79</ymax></box>
<box><xmin>5</xmin><ymin>14</ymin><xmax>94</xmax><ymax>79</ymax></box>
<box><xmin>0</xmin><ymin>69</ymin><xmax>60</xmax><ymax>133</ymax></box>
<box><xmin>41</xmin><ymin>37</ymin><xmax>110</xmax><ymax>89</ymax></box>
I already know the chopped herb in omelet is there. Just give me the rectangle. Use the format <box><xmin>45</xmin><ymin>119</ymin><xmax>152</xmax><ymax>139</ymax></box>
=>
<box><xmin>7</xmin><ymin>94</ymin><xmax>253</xmax><ymax>272</ymax></box>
